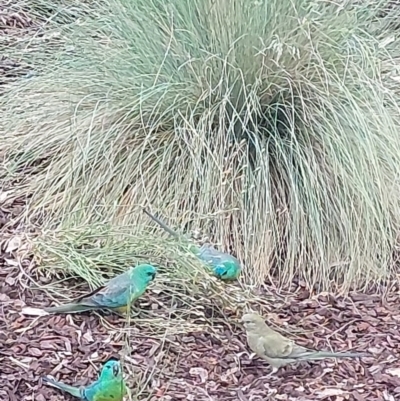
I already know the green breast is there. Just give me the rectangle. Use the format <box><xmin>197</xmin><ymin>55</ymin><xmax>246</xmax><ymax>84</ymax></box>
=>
<box><xmin>92</xmin><ymin>381</ymin><xmax>127</xmax><ymax>401</ymax></box>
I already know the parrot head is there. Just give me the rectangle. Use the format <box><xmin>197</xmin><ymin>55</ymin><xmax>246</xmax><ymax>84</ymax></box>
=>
<box><xmin>213</xmin><ymin>261</ymin><xmax>241</xmax><ymax>280</ymax></box>
<box><xmin>131</xmin><ymin>264</ymin><xmax>157</xmax><ymax>284</ymax></box>
<box><xmin>99</xmin><ymin>359</ymin><xmax>123</xmax><ymax>381</ymax></box>
<box><xmin>241</xmin><ymin>313</ymin><xmax>267</xmax><ymax>333</ymax></box>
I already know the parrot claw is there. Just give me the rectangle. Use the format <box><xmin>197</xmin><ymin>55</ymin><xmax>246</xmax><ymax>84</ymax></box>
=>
<box><xmin>264</xmin><ymin>367</ymin><xmax>279</xmax><ymax>379</ymax></box>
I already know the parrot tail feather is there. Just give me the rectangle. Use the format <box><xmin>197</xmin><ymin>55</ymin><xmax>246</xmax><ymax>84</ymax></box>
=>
<box><xmin>303</xmin><ymin>351</ymin><xmax>368</xmax><ymax>360</ymax></box>
<box><xmin>42</xmin><ymin>376</ymin><xmax>82</xmax><ymax>398</ymax></box>
<box><xmin>43</xmin><ymin>303</ymin><xmax>97</xmax><ymax>314</ymax></box>
<box><xmin>143</xmin><ymin>208</ymin><xmax>179</xmax><ymax>237</ymax></box>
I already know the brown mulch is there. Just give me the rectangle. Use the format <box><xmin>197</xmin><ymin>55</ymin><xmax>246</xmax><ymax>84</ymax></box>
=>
<box><xmin>1</xmin><ymin>195</ymin><xmax>400</xmax><ymax>401</ymax></box>
<box><xmin>0</xmin><ymin>1</ymin><xmax>39</xmax><ymax>86</ymax></box>
<box><xmin>0</xmin><ymin>1</ymin><xmax>37</xmax><ymax>33</ymax></box>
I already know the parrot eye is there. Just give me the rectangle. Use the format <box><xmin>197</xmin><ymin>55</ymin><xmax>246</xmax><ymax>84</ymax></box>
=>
<box><xmin>112</xmin><ymin>364</ymin><xmax>120</xmax><ymax>376</ymax></box>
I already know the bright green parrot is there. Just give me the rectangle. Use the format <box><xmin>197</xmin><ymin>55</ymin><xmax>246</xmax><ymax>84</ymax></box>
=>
<box><xmin>42</xmin><ymin>359</ymin><xmax>127</xmax><ymax>401</ymax></box>
<box><xmin>43</xmin><ymin>264</ymin><xmax>157</xmax><ymax>314</ymax></box>
<box><xmin>143</xmin><ymin>209</ymin><xmax>241</xmax><ymax>280</ymax></box>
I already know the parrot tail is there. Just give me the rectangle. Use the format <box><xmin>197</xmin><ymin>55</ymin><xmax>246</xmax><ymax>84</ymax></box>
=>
<box><xmin>303</xmin><ymin>351</ymin><xmax>368</xmax><ymax>360</ymax></box>
<box><xmin>42</xmin><ymin>376</ymin><xmax>82</xmax><ymax>398</ymax></box>
<box><xmin>143</xmin><ymin>208</ymin><xmax>179</xmax><ymax>238</ymax></box>
<box><xmin>43</xmin><ymin>303</ymin><xmax>97</xmax><ymax>314</ymax></box>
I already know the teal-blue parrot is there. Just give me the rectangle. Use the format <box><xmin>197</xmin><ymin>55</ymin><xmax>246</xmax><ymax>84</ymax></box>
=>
<box><xmin>143</xmin><ymin>209</ymin><xmax>241</xmax><ymax>280</ymax></box>
<box><xmin>43</xmin><ymin>264</ymin><xmax>157</xmax><ymax>314</ymax></box>
<box><xmin>42</xmin><ymin>359</ymin><xmax>127</xmax><ymax>400</ymax></box>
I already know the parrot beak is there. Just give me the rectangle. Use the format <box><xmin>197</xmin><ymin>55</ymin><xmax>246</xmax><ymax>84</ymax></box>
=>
<box><xmin>214</xmin><ymin>265</ymin><xmax>228</xmax><ymax>278</ymax></box>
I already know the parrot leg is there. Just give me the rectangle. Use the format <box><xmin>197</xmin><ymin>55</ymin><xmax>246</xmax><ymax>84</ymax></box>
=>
<box><xmin>113</xmin><ymin>307</ymin><xmax>140</xmax><ymax>318</ymax></box>
<box><xmin>264</xmin><ymin>366</ymin><xmax>279</xmax><ymax>378</ymax></box>
<box><xmin>270</xmin><ymin>367</ymin><xmax>279</xmax><ymax>375</ymax></box>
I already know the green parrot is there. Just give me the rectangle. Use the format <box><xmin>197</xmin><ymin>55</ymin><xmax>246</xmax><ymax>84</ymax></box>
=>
<box><xmin>42</xmin><ymin>359</ymin><xmax>127</xmax><ymax>401</ymax></box>
<box><xmin>143</xmin><ymin>209</ymin><xmax>241</xmax><ymax>280</ymax></box>
<box><xmin>43</xmin><ymin>264</ymin><xmax>157</xmax><ymax>314</ymax></box>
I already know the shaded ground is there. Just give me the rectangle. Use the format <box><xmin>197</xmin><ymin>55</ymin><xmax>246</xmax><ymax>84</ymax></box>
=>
<box><xmin>1</xmin><ymin>196</ymin><xmax>400</xmax><ymax>401</ymax></box>
<box><xmin>0</xmin><ymin>1</ymin><xmax>41</xmax><ymax>84</ymax></box>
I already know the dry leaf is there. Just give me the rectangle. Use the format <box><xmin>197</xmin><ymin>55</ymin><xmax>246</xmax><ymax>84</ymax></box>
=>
<box><xmin>21</xmin><ymin>307</ymin><xmax>49</xmax><ymax>316</ymax></box>
<box><xmin>221</xmin><ymin>367</ymin><xmax>239</xmax><ymax>382</ymax></box>
<box><xmin>316</xmin><ymin>388</ymin><xmax>347</xmax><ymax>399</ymax></box>
<box><xmin>387</xmin><ymin>368</ymin><xmax>400</xmax><ymax>378</ymax></box>
<box><xmin>40</xmin><ymin>341</ymin><xmax>58</xmax><ymax>350</ymax></box>
<box><xmin>0</xmin><ymin>293</ymin><xmax>10</xmax><ymax>302</ymax></box>
<box><xmin>5</xmin><ymin>276</ymin><xmax>16</xmax><ymax>286</ymax></box>
<box><xmin>91</xmin><ymin>351</ymin><xmax>100</xmax><ymax>359</ymax></box>
<box><xmin>5</xmin><ymin>236</ymin><xmax>22</xmax><ymax>253</ymax></box>
<box><xmin>382</xmin><ymin>390</ymin><xmax>395</xmax><ymax>401</ymax></box>
<box><xmin>9</xmin><ymin>356</ymin><xmax>31</xmax><ymax>370</ymax></box>
<box><xmin>0</xmin><ymin>191</ymin><xmax>12</xmax><ymax>204</ymax></box>
<box><xmin>4</xmin><ymin>258</ymin><xmax>19</xmax><ymax>267</ymax></box>
<box><xmin>189</xmin><ymin>367</ymin><xmax>208</xmax><ymax>383</ymax></box>
<box><xmin>83</xmin><ymin>331</ymin><xmax>94</xmax><ymax>343</ymax></box>
<box><xmin>29</xmin><ymin>348</ymin><xmax>43</xmax><ymax>357</ymax></box>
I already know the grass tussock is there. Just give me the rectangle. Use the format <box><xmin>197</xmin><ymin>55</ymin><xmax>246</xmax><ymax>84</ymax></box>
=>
<box><xmin>2</xmin><ymin>0</ymin><xmax>400</xmax><ymax>292</ymax></box>
<box><xmin>33</xmin><ymin>225</ymin><xmax>274</xmax><ymax>337</ymax></box>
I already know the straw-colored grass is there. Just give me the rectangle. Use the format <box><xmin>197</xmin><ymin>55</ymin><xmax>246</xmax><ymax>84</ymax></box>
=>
<box><xmin>32</xmin><ymin>224</ymin><xmax>275</xmax><ymax>334</ymax></box>
<box><xmin>2</xmin><ymin>0</ymin><xmax>400</xmax><ymax>294</ymax></box>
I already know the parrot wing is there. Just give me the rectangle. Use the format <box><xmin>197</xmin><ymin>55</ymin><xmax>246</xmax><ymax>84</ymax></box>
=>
<box><xmin>257</xmin><ymin>331</ymin><xmax>296</xmax><ymax>359</ymax></box>
<box><xmin>76</xmin><ymin>271</ymin><xmax>138</xmax><ymax>309</ymax></box>
<box><xmin>258</xmin><ymin>332</ymin><xmax>364</xmax><ymax>361</ymax></box>
<box><xmin>85</xmin><ymin>379</ymin><xmax>127</xmax><ymax>401</ymax></box>
<box><xmin>287</xmin><ymin>344</ymin><xmax>319</xmax><ymax>359</ymax></box>
<box><xmin>198</xmin><ymin>244</ymin><xmax>240</xmax><ymax>266</ymax></box>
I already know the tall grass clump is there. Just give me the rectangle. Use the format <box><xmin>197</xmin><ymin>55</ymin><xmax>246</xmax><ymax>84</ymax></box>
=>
<box><xmin>2</xmin><ymin>0</ymin><xmax>400</xmax><ymax>291</ymax></box>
